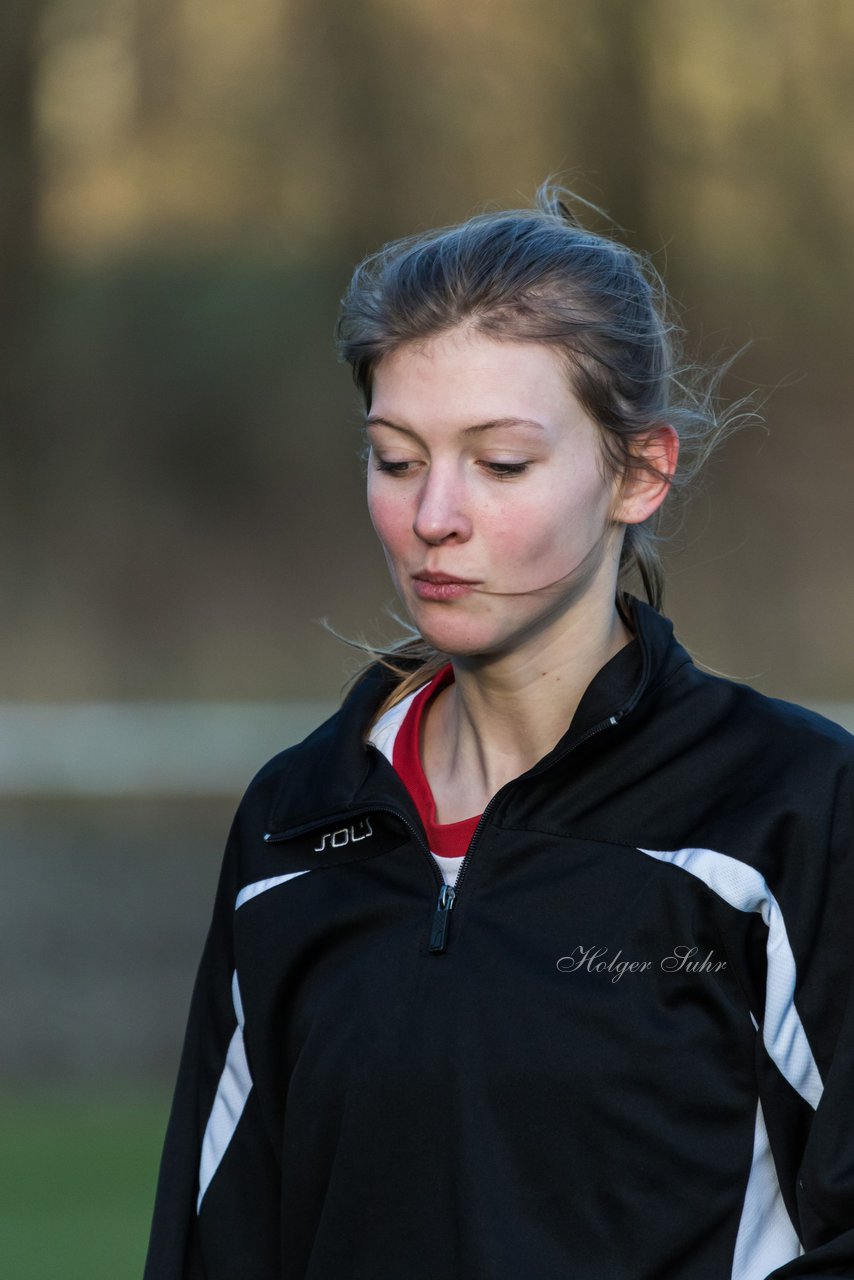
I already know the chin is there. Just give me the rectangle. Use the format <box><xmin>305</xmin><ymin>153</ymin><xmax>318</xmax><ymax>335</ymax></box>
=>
<box><xmin>405</xmin><ymin>611</ymin><xmax>479</xmax><ymax>653</ymax></box>
<box><xmin>410</xmin><ymin>613</ymin><xmax>515</xmax><ymax>661</ymax></box>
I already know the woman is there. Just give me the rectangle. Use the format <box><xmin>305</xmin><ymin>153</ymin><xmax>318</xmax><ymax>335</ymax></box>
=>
<box><xmin>145</xmin><ymin>187</ymin><xmax>854</xmax><ymax>1279</ymax></box>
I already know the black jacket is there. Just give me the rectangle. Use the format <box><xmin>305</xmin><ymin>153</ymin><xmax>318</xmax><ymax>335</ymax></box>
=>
<box><xmin>145</xmin><ymin>602</ymin><xmax>854</xmax><ymax>1279</ymax></box>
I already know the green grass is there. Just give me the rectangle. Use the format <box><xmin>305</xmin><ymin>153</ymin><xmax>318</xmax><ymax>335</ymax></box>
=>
<box><xmin>0</xmin><ymin>1089</ymin><xmax>170</xmax><ymax>1280</ymax></box>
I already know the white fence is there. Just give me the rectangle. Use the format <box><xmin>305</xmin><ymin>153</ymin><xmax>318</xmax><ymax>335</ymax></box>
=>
<box><xmin>0</xmin><ymin>698</ymin><xmax>850</xmax><ymax>795</ymax></box>
<box><xmin>0</xmin><ymin>701</ymin><xmax>337</xmax><ymax>795</ymax></box>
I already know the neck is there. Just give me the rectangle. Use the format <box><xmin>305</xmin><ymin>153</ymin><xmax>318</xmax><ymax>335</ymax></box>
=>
<box><xmin>422</xmin><ymin>595</ymin><xmax>632</xmax><ymax>821</ymax></box>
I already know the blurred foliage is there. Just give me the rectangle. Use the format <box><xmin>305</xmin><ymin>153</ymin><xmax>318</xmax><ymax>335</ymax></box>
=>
<box><xmin>2</xmin><ymin>0</ymin><xmax>854</xmax><ymax>698</ymax></box>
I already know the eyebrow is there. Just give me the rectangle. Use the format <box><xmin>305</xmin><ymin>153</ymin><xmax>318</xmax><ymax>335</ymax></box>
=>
<box><xmin>364</xmin><ymin>415</ymin><xmax>545</xmax><ymax>436</ymax></box>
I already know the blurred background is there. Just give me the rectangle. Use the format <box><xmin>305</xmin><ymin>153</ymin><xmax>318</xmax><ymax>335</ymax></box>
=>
<box><xmin>1</xmin><ymin>0</ymin><xmax>853</xmax><ymax>1274</ymax></box>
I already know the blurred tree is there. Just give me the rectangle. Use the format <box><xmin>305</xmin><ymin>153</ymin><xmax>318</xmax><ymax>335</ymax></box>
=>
<box><xmin>0</xmin><ymin>0</ymin><xmax>41</xmax><ymax>304</ymax></box>
<box><xmin>1</xmin><ymin>0</ymin><xmax>852</xmax><ymax>699</ymax></box>
<box><xmin>558</xmin><ymin>0</ymin><xmax>659</xmax><ymax>246</ymax></box>
<box><xmin>0</xmin><ymin>0</ymin><xmax>45</xmax><ymax>600</ymax></box>
<box><xmin>132</xmin><ymin>0</ymin><xmax>182</xmax><ymax>133</ymax></box>
<box><xmin>281</xmin><ymin>0</ymin><xmax>423</xmax><ymax>256</ymax></box>
<box><xmin>0</xmin><ymin>0</ymin><xmax>43</xmax><ymax>329</ymax></box>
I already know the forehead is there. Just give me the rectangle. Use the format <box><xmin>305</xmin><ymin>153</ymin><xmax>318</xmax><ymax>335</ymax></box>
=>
<box><xmin>369</xmin><ymin>328</ymin><xmax>581</xmax><ymax>429</ymax></box>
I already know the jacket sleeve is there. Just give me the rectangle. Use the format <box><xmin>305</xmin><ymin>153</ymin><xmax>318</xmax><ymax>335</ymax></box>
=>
<box><xmin>143</xmin><ymin>820</ymin><xmax>281</xmax><ymax>1280</ymax></box>
<box><xmin>763</xmin><ymin>977</ymin><xmax>854</xmax><ymax>1278</ymax></box>
<box><xmin>765</xmin><ymin>760</ymin><xmax>854</xmax><ymax>1278</ymax></box>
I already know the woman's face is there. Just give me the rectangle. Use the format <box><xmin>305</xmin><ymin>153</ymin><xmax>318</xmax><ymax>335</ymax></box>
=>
<box><xmin>365</xmin><ymin>326</ymin><xmax>656</xmax><ymax>662</ymax></box>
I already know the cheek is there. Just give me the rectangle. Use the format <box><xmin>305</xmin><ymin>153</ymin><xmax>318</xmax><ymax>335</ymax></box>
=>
<box><xmin>493</xmin><ymin>474</ymin><xmax>614</xmax><ymax>565</ymax></box>
<box><xmin>367</xmin><ymin>485</ymin><xmax>409</xmax><ymax>555</ymax></box>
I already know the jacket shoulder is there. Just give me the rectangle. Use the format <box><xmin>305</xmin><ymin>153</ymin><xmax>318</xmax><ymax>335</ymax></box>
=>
<box><xmin>233</xmin><ymin>662</ymin><xmax>401</xmax><ymax>832</ymax></box>
<box><xmin>690</xmin><ymin>665</ymin><xmax>854</xmax><ymax>760</ymax></box>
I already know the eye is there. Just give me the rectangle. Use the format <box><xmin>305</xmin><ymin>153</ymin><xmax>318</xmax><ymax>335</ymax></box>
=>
<box><xmin>482</xmin><ymin>461</ymin><xmax>530</xmax><ymax>477</ymax></box>
<box><xmin>373</xmin><ymin>457</ymin><xmax>416</xmax><ymax>475</ymax></box>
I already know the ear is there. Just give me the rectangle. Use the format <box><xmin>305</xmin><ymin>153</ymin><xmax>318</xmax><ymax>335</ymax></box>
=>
<box><xmin>613</xmin><ymin>425</ymin><xmax>679</xmax><ymax>525</ymax></box>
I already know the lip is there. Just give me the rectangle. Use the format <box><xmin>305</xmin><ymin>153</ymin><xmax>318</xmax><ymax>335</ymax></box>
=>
<box><xmin>413</xmin><ymin>571</ymin><xmax>478</xmax><ymax>585</ymax></box>
<box><xmin>411</xmin><ymin>571</ymin><xmax>479</xmax><ymax>601</ymax></box>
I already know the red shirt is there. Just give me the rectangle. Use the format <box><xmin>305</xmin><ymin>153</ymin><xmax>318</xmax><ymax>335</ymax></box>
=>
<box><xmin>392</xmin><ymin>664</ymin><xmax>481</xmax><ymax>857</ymax></box>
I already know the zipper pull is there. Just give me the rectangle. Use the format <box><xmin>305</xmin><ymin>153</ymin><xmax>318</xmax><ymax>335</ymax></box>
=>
<box><xmin>428</xmin><ymin>883</ymin><xmax>456</xmax><ymax>954</ymax></box>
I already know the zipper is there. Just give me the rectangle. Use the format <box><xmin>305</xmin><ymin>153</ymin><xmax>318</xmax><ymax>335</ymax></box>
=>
<box><xmin>429</xmin><ymin>710</ymin><xmax>625</xmax><ymax>952</ymax></box>
<box><xmin>429</xmin><ymin>883</ymin><xmax>456</xmax><ymax>952</ymax></box>
<box><xmin>264</xmin><ymin>710</ymin><xmax>625</xmax><ymax>957</ymax></box>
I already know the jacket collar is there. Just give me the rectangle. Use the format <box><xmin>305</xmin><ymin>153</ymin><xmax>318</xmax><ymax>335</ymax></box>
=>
<box><xmin>573</xmin><ymin>596</ymin><xmax>681</xmax><ymax>730</ymax></box>
<box><xmin>264</xmin><ymin>598</ymin><xmax>691</xmax><ymax>838</ymax></box>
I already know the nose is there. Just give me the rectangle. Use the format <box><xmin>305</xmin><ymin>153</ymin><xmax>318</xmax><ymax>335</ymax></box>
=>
<box><xmin>412</xmin><ymin>463</ymin><xmax>472</xmax><ymax>545</ymax></box>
